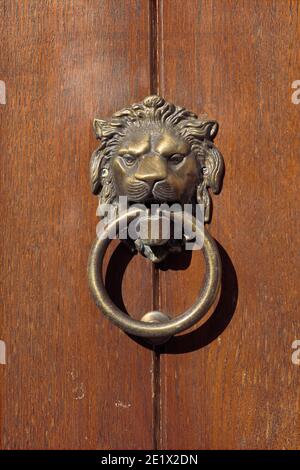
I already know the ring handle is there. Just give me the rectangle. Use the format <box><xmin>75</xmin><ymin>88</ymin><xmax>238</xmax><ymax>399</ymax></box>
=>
<box><xmin>88</xmin><ymin>208</ymin><xmax>221</xmax><ymax>344</ymax></box>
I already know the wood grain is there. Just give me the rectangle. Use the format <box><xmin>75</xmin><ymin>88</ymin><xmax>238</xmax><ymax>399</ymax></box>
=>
<box><xmin>0</xmin><ymin>0</ymin><xmax>155</xmax><ymax>449</ymax></box>
<box><xmin>1</xmin><ymin>0</ymin><xmax>299</xmax><ymax>451</ymax></box>
<box><xmin>157</xmin><ymin>0</ymin><xmax>300</xmax><ymax>449</ymax></box>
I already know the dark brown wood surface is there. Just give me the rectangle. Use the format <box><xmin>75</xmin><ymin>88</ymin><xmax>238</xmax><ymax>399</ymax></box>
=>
<box><xmin>0</xmin><ymin>0</ymin><xmax>155</xmax><ymax>449</ymax></box>
<box><xmin>156</xmin><ymin>0</ymin><xmax>300</xmax><ymax>450</ymax></box>
<box><xmin>1</xmin><ymin>0</ymin><xmax>299</xmax><ymax>451</ymax></box>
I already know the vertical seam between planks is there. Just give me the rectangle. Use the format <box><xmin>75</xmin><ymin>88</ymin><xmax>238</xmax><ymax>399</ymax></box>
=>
<box><xmin>149</xmin><ymin>0</ymin><xmax>161</xmax><ymax>451</ymax></box>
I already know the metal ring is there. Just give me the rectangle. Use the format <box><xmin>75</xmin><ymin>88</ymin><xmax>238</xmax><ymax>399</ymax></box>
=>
<box><xmin>88</xmin><ymin>208</ymin><xmax>221</xmax><ymax>341</ymax></box>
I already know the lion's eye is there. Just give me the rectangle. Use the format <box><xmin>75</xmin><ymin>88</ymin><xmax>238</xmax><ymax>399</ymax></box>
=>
<box><xmin>169</xmin><ymin>153</ymin><xmax>185</xmax><ymax>165</ymax></box>
<box><xmin>121</xmin><ymin>154</ymin><xmax>136</xmax><ymax>166</ymax></box>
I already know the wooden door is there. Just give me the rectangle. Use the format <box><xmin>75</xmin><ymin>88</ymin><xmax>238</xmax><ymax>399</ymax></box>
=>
<box><xmin>1</xmin><ymin>0</ymin><xmax>299</xmax><ymax>450</ymax></box>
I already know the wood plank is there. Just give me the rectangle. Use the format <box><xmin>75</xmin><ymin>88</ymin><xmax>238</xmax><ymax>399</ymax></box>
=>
<box><xmin>0</xmin><ymin>0</ymin><xmax>154</xmax><ymax>449</ymax></box>
<box><xmin>157</xmin><ymin>0</ymin><xmax>300</xmax><ymax>449</ymax></box>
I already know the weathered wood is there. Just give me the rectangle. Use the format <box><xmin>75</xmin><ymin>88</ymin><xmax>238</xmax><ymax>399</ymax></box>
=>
<box><xmin>0</xmin><ymin>0</ymin><xmax>154</xmax><ymax>449</ymax></box>
<box><xmin>157</xmin><ymin>0</ymin><xmax>300</xmax><ymax>450</ymax></box>
<box><xmin>1</xmin><ymin>0</ymin><xmax>299</xmax><ymax>451</ymax></box>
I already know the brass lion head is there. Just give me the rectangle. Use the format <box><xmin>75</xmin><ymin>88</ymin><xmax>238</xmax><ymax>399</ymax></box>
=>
<box><xmin>90</xmin><ymin>95</ymin><xmax>224</xmax><ymax>222</ymax></box>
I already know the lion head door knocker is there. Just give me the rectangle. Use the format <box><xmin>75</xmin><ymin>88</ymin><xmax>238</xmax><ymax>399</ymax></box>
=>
<box><xmin>88</xmin><ymin>95</ymin><xmax>224</xmax><ymax>344</ymax></box>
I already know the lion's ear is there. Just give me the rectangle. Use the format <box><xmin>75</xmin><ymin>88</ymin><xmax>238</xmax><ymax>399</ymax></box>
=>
<box><xmin>197</xmin><ymin>145</ymin><xmax>224</xmax><ymax>222</ymax></box>
<box><xmin>204</xmin><ymin>120</ymin><xmax>219</xmax><ymax>140</ymax></box>
<box><xmin>93</xmin><ymin>118</ymin><xmax>107</xmax><ymax>139</ymax></box>
<box><xmin>196</xmin><ymin>119</ymin><xmax>219</xmax><ymax>140</ymax></box>
<box><xmin>203</xmin><ymin>145</ymin><xmax>224</xmax><ymax>194</ymax></box>
<box><xmin>90</xmin><ymin>149</ymin><xmax>102</xmax><ymax>194</ymax></box>
<box><xmin>180</xmin><ymin>118</ymin><xmax>219</xmax><ymax>141</ymax></box>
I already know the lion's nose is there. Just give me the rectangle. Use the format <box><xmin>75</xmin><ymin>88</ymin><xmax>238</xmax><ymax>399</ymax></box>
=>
<box><xmin>135</xmin><ymin>155</ymin><xmax>167</xmax><ymax>184</ymax></box>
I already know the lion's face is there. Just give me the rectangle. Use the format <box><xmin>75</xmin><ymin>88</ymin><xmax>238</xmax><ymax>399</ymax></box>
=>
<box><xmin>110</xmin><ymin>127</ymin><xmax>199</xmax><ymax>205</ymax></box>
<box><xmin>90</xmin><ymin>95</ymin><xmax>224</xmax><ymax>222</ymax></box>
